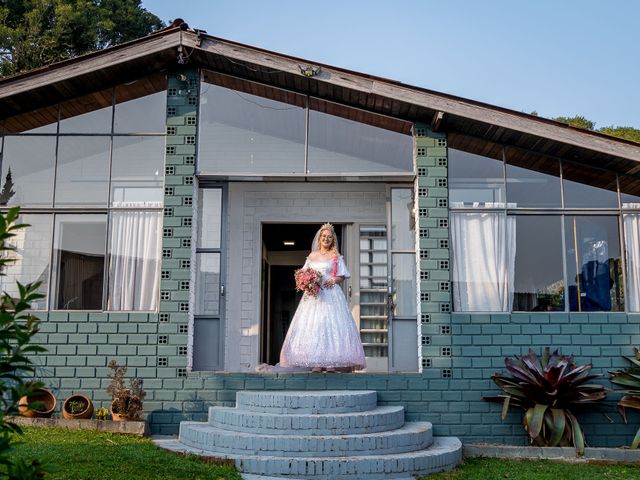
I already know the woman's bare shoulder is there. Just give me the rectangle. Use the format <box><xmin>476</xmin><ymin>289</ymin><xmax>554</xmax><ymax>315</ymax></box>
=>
<box><xmin>307</xmin><ymin>252</ymin><xmax>321</xmax><ymax>261</ymax></box>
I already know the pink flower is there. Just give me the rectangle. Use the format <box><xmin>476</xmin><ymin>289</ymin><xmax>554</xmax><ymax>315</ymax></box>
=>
<box><xmin>294</xmin><ymin>267</ymin><xmax>323</xmax><ymax>298</ymax></box>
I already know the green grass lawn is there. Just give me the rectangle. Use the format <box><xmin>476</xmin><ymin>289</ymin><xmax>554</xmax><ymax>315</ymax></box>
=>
<box><xmin>9</xmin><ymin>427</ymin><xmax>640</xmax><ymax>480</ymax></box>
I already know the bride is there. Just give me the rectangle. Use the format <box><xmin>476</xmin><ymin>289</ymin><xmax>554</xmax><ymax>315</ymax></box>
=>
<box><xmin>279</xmin><ymin>223</ymin><xmax>366</xmax><ymax>372</ymax></box>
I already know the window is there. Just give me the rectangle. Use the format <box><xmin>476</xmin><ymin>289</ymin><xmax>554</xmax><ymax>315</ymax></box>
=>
<box><xmin>0</xmin><ymin>74</ymin><xmax>166</xmax><ymax>311</ymax></box>
<box><xmin>449</xmin><ymin>133</ymin><xmax>633</xmax><ymax>313</ymax></box>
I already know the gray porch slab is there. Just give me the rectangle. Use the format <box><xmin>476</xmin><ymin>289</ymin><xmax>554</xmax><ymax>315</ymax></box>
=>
<box><xmin>464</xmin><ymin>443</ymin><xmax>640</xmax><ymax>462</ymax></box>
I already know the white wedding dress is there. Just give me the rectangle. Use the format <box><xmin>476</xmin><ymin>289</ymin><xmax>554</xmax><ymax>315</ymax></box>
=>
<box><xmin>280</xmin><ymin>256</ymin><xmax>366</xmax><ymax>369</ymax></box>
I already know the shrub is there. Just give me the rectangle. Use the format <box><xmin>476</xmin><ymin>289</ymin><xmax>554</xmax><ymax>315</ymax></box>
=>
<box><xmin>106</xmin><ymin>360</ymin><xmax>145</xmax><ymax>420</ymax></box>
<box><xmin>609</xmin><ymin>347</ymin><xmax>640</xmax><ymax>448</ymax></box>
<box><xmin>484</xmin><ymin>347</ymin><xmax>606</xmax><ymax>455</ymax></box>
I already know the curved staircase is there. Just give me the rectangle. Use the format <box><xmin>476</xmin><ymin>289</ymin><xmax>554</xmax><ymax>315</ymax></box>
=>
<box><xmin>156</xmin><ymin>390</ymin><xmax>462</xmax><ymax>479</ymax></box>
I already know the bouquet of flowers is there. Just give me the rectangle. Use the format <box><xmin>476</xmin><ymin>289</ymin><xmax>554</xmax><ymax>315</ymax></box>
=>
<box><xmin>294</xmin><ymin>267</ymin><xmax>323</xmax><ymax>298</ymax></box>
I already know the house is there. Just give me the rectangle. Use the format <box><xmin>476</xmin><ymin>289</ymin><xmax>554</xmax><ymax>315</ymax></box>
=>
<box><xmin>1</xmin><ymin>23</ymin><xmax>640</xmax><ymax>446</ymax></box>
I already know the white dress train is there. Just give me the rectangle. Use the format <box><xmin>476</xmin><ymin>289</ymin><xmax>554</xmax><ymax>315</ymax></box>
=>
<box><xmin>279</xmin><ymin>256</ymin><xmax>366</xmax><ymax>369</ymax></box>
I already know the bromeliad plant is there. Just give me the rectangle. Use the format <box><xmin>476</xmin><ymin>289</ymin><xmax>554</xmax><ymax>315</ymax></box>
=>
<box><xmin>609</xmin><ymin>347</ymin><xmax>640</xmax><ymax>448</ymax></box>
<box><xmin>484</xmin><ymin>348</ymin><xmax>606</xmax><ymax>455</ymax></box>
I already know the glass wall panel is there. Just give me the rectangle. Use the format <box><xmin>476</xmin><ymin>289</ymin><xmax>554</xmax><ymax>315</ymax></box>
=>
<box><xmin>512</xmin><ymin>216</ymin><xmax>564</xmax><ymax>311</ymax></box>
<box><xmin>59</xmin><ymin>90</ymin><xmax>113</xmax><ymax>134</ymax></box>
<box><xmin>114</xmin><ymin>75</ymin><xmax>167</xmax><ymax>133</ymax></box>
<box><xmin>564</xmin><ymin>215</ymin><xmax>623</xmax><ymax>311</ymax></box>
<box><xmin>0</xmin><ymin>214</ymin><xmax>52</xmax><ymax>310</ymax></box>
<box><xmin>623</xmin><ymin>214</ymin><xmax>640</xmax><ymax>311</ymax></box>
<box><xmin>51</xmin><ymin>215</ymin><xmax>107</xmax><ymax>310</ymax></box>
<box><xmin>506</xmin><ymin>148</ymin><xmax>562</xmax><ymax>208</ymax></box>
<box><xmin>198</xmin><ymin>189</ymin><xmax>222</xmax><ymax>249</ymax></box>
<box><xmin>391</xmin><ymin>188</ymin><xmax>415</xmax><ymax>250</ymax></box>
<box><xmin>619</xmin><ymin>174</ymin><xmax>640</xmax><ymax>209</ymax></box>
<box><xmin>1</xmin><ymin>105</ymin><xmax>59</xmax><ymax>134</ymax></box>
<box><xmin>307</xmin><ymin>99</ymin><xmax>413</xmax><ymax>174</ymax></box>
<box><xmin>392</xmin><ymin>253</ymin><xmax>416</xmax><ymax>317</ymax></box>
<box><xmin>55</xmin><ymin>137</ymin><xmax>110</xmax><ymax>206</ymax></box>
<box><xmin>199</xmin><ymin>72</ymin><xmax>306</xmax><ymax>174</ymax></box>
<box><xmin>562</xmin><ymin>162</ymin><xmax>618</xmax><ymax>208</ymax></box>
<box><xmin>1</xmin><ymin>136</ymin><xmax>56</xmax><ymax>206</ymax></box>
<box><xmin>448</xmin><ymin>135</ymin><xmax>505</xmax><ymax>207</ymax></box>
<box><xmin>195</xmin><ymin>253</ymin><xmax>220</xmax><ymax>315</ymax></box>
<box><xmin>111</xmin><ymin>136</ymin><xmax>164</xmax><ymax>205</ymax></box>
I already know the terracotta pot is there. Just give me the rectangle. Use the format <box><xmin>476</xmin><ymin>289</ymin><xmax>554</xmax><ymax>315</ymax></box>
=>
<box><xmin>18</xmin><ymin>387</ymin><xmax>56</xmax><ymax>418</ymax></box>
<box><xmin>109</xmin><ymin>404</ymin><xmax>127</xmax><ymax>421</ymax></box>
<box><xmin>62</xmin><ymin>393</ymin><xmax>94</xmax><ymax>420</ymax></box>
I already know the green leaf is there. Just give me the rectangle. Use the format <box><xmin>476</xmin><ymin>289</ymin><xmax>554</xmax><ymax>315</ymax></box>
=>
<box><xmin>632</xmin><ymin>426</ymin><xmax>640</xmax><ymax>449</ymax></box>
<box><xmin>526</xmin><ymin>404</ymin><xmax>548</xmax><ymax>439</ymax></box>
<box><xmin>548</xmin><ymin>408</ymin><xmax>566</xmax><ymax>446</ymax></box>
<box><xmin>501</xmin><ymin>395</ymin><xmax>511</xmax><ymax>420</ymax></box>
<box><xmin>566</xmin><ymin>411</ymin><xmax>585</xmax><ymax>455</ymax></box>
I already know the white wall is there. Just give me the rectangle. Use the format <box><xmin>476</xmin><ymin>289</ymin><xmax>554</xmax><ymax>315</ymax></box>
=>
<box><xmin>225</xmin><ymin>182</ymin><xmax>388</xmax><ymax>371</ymax></box>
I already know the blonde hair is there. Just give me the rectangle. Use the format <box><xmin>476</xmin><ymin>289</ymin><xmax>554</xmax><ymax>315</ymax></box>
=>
<box><xmin>311</xmin><ymin>223</ymin><xmax>339</xmax><ymax>254</ymax></box>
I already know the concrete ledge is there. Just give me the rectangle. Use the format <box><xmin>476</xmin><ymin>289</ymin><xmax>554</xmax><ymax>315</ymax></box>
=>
<box><xmin>8</xmin><ymin>416</ymin><xmax>149</xmax><ymax>436</ymax></box>
<box><xmin>464</xmin><ymin>443</ymin><xmax>640</xmax><ymax>463</ymax></box>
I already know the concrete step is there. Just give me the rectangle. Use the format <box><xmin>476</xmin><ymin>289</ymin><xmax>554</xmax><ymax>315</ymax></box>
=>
<box><xmin>208</xmin><ymin>405</ymin><xmax>405</xmax><ymax>435</ymax></box>
<box><xmin>179</xmin><ymin>421</ymin><xmax>433</xmax><ymax>457</ymax></box>
<box><xmin>236</xmin><ymin>390</ymin><xmax>378</xmax><ymax>414</ymax></box>
<box><xmin>156</xmin><ymin>436</ymin><xmax>462</xmax><ymax>479</ymax></box>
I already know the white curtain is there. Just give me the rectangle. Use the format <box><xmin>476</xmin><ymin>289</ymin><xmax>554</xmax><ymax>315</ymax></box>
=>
<box><xmin>108</xmin><ymin>202</ymin><xmax>162</xmax><ymax>311</ymax></box>
<box><xmin>624</xmin><ymin>214</ymin><xmax>640</xmax><ymax>312</ymax></box>
<box><xmin>451</xmin><ymin>212</ymin><xmax>516</xmax><ymax>311</ymax></box>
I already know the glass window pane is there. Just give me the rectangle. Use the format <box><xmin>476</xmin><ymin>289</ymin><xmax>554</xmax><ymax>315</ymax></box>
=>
<box><xmin>198</xmin><ymin>189</ymin><xmax>222</xmax><ymax>248</ymax></box>
<box><xmin>196</xmin><ymin>253</ymin><xmax>220</xmax><ymax>315</ymax></box>
<box><xmin>55</xmin><ymin>137</ymin><xmax>110</xmax><ymax>206</ymax></box>
<box><xmin>114</xmin><ymin>74</ymin><xmax>167</xmax><ymax>133</ymax></box>
<box><xmin>107</xmin><ymin>210</ymin><xmax>162</xmax><ymax>311</ymax></box>
<box><xmin>448</xmin><ymin>135</ymin><xmax>505</xmax><ymax>207</ymax></box>
<box><xmin>111</xmin><ymin>136</ymin><xmax>165</xmax><ymax>205</ymax></box>
<box><xmin>0</xmin><ymin>214</ymin><xmax>52</xmax><ymax>310</ymax></box>
<box><xmin>391</xmin><ymin>188</ymin><xmax>415</xmax><ymax>250</ymax></box>
<box><xmin>199</xmin><ymin>72</ymin><xmax>306</xmax><ymax>174</ymax></box>
<box><xmin>512</xmin><ymin>216</ymin><xmax>564</xmax><ymax>311</ymax></box>
<box><xmin>1</xmin><ymin>104</ymin><xmax>58</xmax><ymax>134</ymax></box>
<box><xmin>51</xmin><ymin>215</ymin><xmax>106</xmax><ymax>310</ymax></box>
<box><xmin>506</xmin><ymin>148</ymin><xmax>561</xmax><ymax>208</ymax></box>
<box><xmin>1</xmin><ymin>136</ymin><xmax>56</xmax><ymax>206</ymax></box>
<box><xmin>307</xmin><ymin>98</ymin><xmax>413</xmax><ymax>174</ymax></box>
<box><xmin>624</xmin><ymin>214</ymin><xmax>640</xmax><ymax>311</ymax></box>
<box><xmin>564</xmin><ymin>215</ymin><xmax>623</xmax><ymax>312</ymax></box>
<box><xmin>562</xmin><ymin>162</ymin><xmax>618</xmax><ymax>208</ymax></box>
<box><xmin>451</xmin><ymin>212</ymin><xmax>515</xmax><ymax>312</ymax></box>
<box><xmin>619</xmin><ymin>174</ymin><xmax>640</xmax><ymax>209</ymax></box>
<box><xmin>392</xmin><ymin>253</ymin><xmax>416</xmax><ymax>317</ymax></box>
<box><xmin>59</xmin><ymin>90</ymin><xmax>113</xmax><ymax>134</ymax></box>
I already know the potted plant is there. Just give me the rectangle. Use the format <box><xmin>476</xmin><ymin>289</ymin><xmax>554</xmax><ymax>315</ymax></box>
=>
<box><xmin>106</xmin><ymin>360</ymin><xmax>145</xmax><ymax>421</ymax></box>
<box><xmin>484</xmin><ymin>347</ymin><xmax>606</xmax><ymax>455</ymax></box>
<box><xmin>18</xmin><ymin>387</ymin><xmax>56</xmax><ymax>418</ymax></box>
<box><xmin>62</xmin><ymin>393</ymin><xmax>94</xmax><ymax>420</ymax></box>
<box><xmin>609</xmin><ymin>347</ymin><xmax>640</xmax><ymax>448</ymax></box>
<box><xmin>95</xmin><ymin>406</ymin><xmax>109</xmax><ymax>421</ymax></box>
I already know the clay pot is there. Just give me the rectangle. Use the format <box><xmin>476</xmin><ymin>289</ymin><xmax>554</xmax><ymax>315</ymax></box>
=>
<box><xmin>62</xmin><ymin>393</ymin><xmax>94</xmax><ymax>420</ymax></box>
<box><xmin>18</xmin><ymin>387</ymin><xmax>56</xmax><ymax>418</ymax></box>
<box><xmin>109</xmin><ymin>404</ymin><xmax>126</xmax><ymax>422</ymax></box>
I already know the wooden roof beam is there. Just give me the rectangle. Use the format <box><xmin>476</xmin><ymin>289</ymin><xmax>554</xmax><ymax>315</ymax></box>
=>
<box><xmin>431</xmin><ymin>111</ymin><xmax>445</xmax><ymax>132</ymax></box>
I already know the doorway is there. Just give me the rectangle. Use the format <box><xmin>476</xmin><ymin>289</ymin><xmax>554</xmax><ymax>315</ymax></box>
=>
<box><xmin>260</xmin><ymin>223</ymin><xmax>344</xmax><ymax>365</ymax></box>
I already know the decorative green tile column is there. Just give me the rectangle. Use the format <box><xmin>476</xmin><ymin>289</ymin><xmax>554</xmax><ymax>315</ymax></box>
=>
<box><xmin>415</xmin><ymin>123</ymin><xmax>452</xmax><ymax>377</ymax></box>
<box><xmin>159</xmin><ymin>69</ymin><xmax>199</xmax><ymax>378</ymax></box>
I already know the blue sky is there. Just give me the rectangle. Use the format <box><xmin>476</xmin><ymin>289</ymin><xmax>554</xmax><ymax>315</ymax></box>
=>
<box><xmin>142</xmin><ymin>0</ymin><xmax>639</xmax><ymax>129</ymax></box>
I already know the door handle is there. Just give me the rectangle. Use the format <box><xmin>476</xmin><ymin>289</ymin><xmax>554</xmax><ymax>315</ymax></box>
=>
<box><xmin>348</xmin><ymin>285</ymin><xmax>352</xmax><ymax>298</ymax></box>
<box><xmin>220</xmin><ymin>284</ymin><xmax>225</xmax><ymax>296</ymax></box>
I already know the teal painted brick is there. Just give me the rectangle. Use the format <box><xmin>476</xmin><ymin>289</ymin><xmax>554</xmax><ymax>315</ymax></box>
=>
<box><xmin>561</xmin><ymin>324</ymin><xmax>581</xmax><ymax>334</ymax></box>
<box><xmin>57</xmin><ymin>323</ymin><xmax>78</xmax><ymax>333</ymax></box>
<box><xmin>97</xmin><ymin>345</ymin><xmax>117</xmax><ymax>355</ymax></box>
<box><xmin>98</xmin><ymin>323</ymin><xmax>118</xmax><ymax>334</ymax></box>
<box><xmin>521</xmin><ymin>324</ymin><xmax>541</xmax><ymax>334</ymax></box>
<box><xmin>54</xmin><ymin>367</ymin><xmax>75</xmax><ymax>377</ymax></box>
<box><xmin>56</xmin><ymin>345</ymin><xmax>76</xmax><ymax>355</ymax></box>
<box><xmin>530</xmin><ymin>335</ymin><xmax>552</xmax><ymax>344</ymax></box>
<box><xmin>106</xmin><ymin>333</ymin><xmax>128</xmax><ymax>343</ymax></box>
<box><xmin>48</xmin><ymin>334</ymin><xmax>68</xmax><ymax>343</ymax></box>
<box><xmin>77</xmin><ymin>345</ymin><xmax>97</xmax><ymax>355</ymax></box>
<box><xmin>118</xmin><ymin>324</ymin><xmax>138</xmax><ymax>334</ymax></box>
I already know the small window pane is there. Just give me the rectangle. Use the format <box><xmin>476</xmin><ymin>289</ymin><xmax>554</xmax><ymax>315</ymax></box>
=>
<box><xmin>59</xmin><ymin>90</ymin><xmax>113</xmax><ymax>134</ymax></box>
<box><xmin>391</xmin><ymin>188</ymin><xmax>415</xmax><ymax>250</ymax></box>
<box><xmin>111</xmin><ymin>136</ymin><xmax>165</xmax><ymax>205</ymax></box>
<box><xmin>392</xmin><ymin>253</ymin><xmax>416</xmax><ymax>317</ymax></box>
<box><xmin>624</xmin><ymin>214</ymin><xmax>640</xmax><ymax>311</ymax></box>
<box><xmin>448</xmin><ymin>136</ymin><xmax>505</xmax><ymax>208</ymax></box>
<box><xmin>51</xmin><ymin>215</ymin><xmax>106</xmax><ymax>310</ymax></box>
<box><xmin>562</xmin><ymin>162</ymin><xmax>618</xmax><ymax>208</ymax></box>
<box><xmin>199</xmin><ymin>72</ymin><xmax>306</xmax><ymax>174</ymax></box>
<box><xmin>55</xmin><ymin>137</ymin><xmax>110</xmax><ymax>206</ymax></box>
<box><xmin>196</xmin><ymin>253</ymin><xmax>220</xmax><ymax>315</ymax></box>
<box><xmin>114</xmin><ymin>74</ymin><xmax>167</xmax><ymax>133</ymax></box>
<box><xmin>512</xmin><ymin>216</ymin><xmax>564</xmax><ymax>311</ymax></box>
<box><xmin>506</xmin><ymin>148</ymin><xmax>561</xmax><ymax>208</ymax></box>
<box><xmin>307</xmin><ymin>99</ymin><xmax>413</xmax><ymax>174</ymax></box>
<box><xmin>619</xmin><ymin>174</ymin><xmax>640</xmax><ymax>209</ymax></box>
<box><xmin>0</xmin><ymin>214</ymin><xmax>52</xmax><ymax>310</ymax></box>
<box><xmin>564</xmin><ymin>215</ymin><xmax>623</xmax><ymax>311</ymax></box>
<box><xmin>198</xmin><ymin>189</ymin><xmax>222</xmax><ymax>249</ymax></box>
<box><xmin>1</xmin><ymin>136</ymin><xmax>56</xmax><ymax>206</ymax></box>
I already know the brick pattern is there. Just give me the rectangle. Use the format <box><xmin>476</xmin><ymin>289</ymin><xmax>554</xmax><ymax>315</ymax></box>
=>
<box><xmin>160</xmin><ymin>69</ymin><xmax>198</xmax><ymax>376</ymax></box>
<box><xmin>415</xmin><ymin>123</ymin><xmax>452</xmax><ymax>376</ymax></box>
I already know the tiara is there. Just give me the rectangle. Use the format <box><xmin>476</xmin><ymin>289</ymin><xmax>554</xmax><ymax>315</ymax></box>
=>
<box><xmin>321</xmin><ymin>222</ymin><xmax>334</xmax><ymax>232</ymax></box>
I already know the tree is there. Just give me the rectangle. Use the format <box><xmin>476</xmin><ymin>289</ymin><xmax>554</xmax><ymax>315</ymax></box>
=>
<box><xmin>552</xmin><ymin>115</ymin><xmax>640</xmax><ymax>144</ymax></box>
<box><xmin>0</xmin><ymin>170</ymin><xmax>16</xmax><ymax>206</ymax></box>
<box><xmin>552</xmin><ymin>115</ymin><xmax>595</xmax><ymax>131</ymax></box>
<box><xmin>0</xmin><ymin>0</ymin><xmax>164</xmax><ymax>77</ymax></box>
<box><xmin>0</xmin><ymin>207</ymin><xmax>49</xmax><ymax>479</ymax></box>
